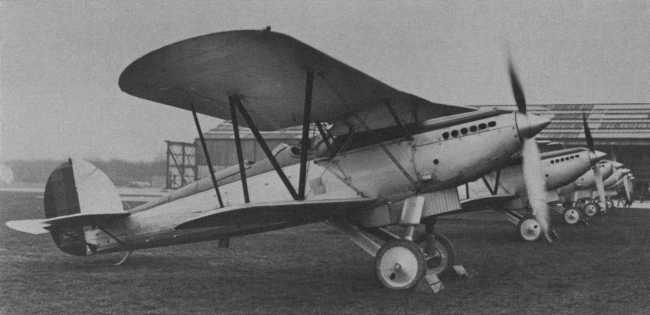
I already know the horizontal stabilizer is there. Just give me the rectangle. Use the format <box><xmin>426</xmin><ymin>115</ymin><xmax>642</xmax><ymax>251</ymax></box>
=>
<box><xmin>6</xmin><ymin>219</ymin><xmax>50</xmax><ymax>235</ymax></box>
<box><xmin>43</xmin><ymin>212</ymin><xmax>130</xmax><ymax>227</ymax></box>
<box><xmin>6</xmin><ymin>212</ymin><xmax>130</xmax><ymax>234</ymax></box>
<box><xmin>176</xmin><ymin>198</ymin><xmax>377</xmax><ymax>230</ymax></box>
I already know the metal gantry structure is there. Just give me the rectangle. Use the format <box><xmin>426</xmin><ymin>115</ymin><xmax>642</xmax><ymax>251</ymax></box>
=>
<box><xmin>165</xmin><ymin>141</ymin><xmax>196</xmax><ymax>190</ymax></box>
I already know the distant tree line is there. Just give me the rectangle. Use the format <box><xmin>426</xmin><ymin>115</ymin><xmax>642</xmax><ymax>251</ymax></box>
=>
<box><xmin>6</xmin><ymin>159</ymin><xmax>166</xmax><ymax>186</ymax></box>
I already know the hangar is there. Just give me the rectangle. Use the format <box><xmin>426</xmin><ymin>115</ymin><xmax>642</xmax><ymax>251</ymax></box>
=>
<box><xmin>166</xmin><ymin>103</ymin><xmax>650</xmax><ymax>197</ymax></box>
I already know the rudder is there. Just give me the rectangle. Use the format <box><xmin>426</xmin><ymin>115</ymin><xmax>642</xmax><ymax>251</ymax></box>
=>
<box><xmin>44</xmin><ymin>158</ymin><xmax>123</xmax><ymax>255</ymax></box>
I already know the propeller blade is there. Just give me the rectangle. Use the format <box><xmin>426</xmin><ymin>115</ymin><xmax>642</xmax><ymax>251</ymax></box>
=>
<box><xmin>582</xmin><ymin>113</ymin><xmax>594</xmax><ymax>150</ymax></box>
<box><xmin>521</xmin><ymin>138</ymin><xmax>551</xmax><ymax>242</ymax></box>
<box><xmin>508</xmin><ymin>59</ymin><xmax>527</xmax><ymax>113</ymax></box>
<box><xmin>623</xmin><ymin>175</ymin><xmax>632</xmax><ymax>203</ymax></box>
<box><xmin>593</xmin><ymin>163</ymin><xmax>607</xmax><ymax>211</ymax></box>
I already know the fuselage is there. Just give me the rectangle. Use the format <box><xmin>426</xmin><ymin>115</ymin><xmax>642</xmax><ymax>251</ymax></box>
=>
<box><xmin>604</xmin><ymin>168</ymin><xmax>630</xmax><ymax>189</ymax></box>
<box><xmin>472</xmin><ymin>147</ymin><xmax>605</xmax><ymax>199</ymax></box>
<box><xmin>555</xmin><ymin>160</ymin><xmax>619</xmax><ymax>201</ymax></box>
<box><xmin>78</xmin><ymin>111</ymin><xmax>545</xmax><ymax>255</ymax></box>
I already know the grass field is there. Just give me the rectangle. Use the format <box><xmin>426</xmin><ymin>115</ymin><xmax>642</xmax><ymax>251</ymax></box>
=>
<box><xmin>1</xmin><ymin>191</ymin><xmax>648</xmax><ymax>315</ymax></box>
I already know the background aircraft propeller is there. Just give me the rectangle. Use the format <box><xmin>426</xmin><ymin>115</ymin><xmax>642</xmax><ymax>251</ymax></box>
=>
<box><xmin>583</xmin><ymin>113</ymin><xmax>607</xmax><ymax>211</ymax></box>
<box><xmin>508</xmin><ymin>59</ymin><xmax>552</xmax><ymax>242</ymax></box>
<box><xmin>623</xmin><ymin>174</ymin><xmax>633</xmax><ymax>204</ymax></box>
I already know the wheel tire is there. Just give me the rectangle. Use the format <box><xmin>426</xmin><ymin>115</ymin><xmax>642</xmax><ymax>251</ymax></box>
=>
<box><xmin>583</xmin><ymin>203</ymin><xmax>598</xmax><ymax>217</ymax></box>
<box><xmin>606</xmin><ymin>200</ymin><xmax>613</xmax><ymax>210</ymax></box>
<box><xmin>415</xmin><ymin>232</ymin><xmax>455</xmax><ymax>275</ymax></box>
<box><xmin>563</xmin><ymin>208</ymin><xmax>580</xmax><ymax>225</ymax></box>
<box><xmin>375</xmin><ymin>239</ymin><xmax>425</xmax><ymax>290</ymax></box>
<box><xmin>517</xmin><ymin>217</ymin><xmax>541</xmax><ymax>241</ymax></box>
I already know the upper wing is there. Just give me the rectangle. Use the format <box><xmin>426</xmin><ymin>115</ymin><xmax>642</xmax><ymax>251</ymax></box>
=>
<box><xmin>119</xmin><ymin>29</ymin><xmax>474</xmax><ymax>132</ymax></box>
<box><xmin>175</xmin><ymin>198</ymin><xmax>378</xmax><ymax>230</ymax></box>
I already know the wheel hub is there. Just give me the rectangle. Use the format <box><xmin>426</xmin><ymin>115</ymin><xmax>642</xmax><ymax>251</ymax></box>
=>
<box><xmin>564</xmin><ymin>209</ymin><xmax>580</xmax><ymax>224</ymax></box>
<box><xmin>519</xmin><ymin>218</ymin><xmax>541</xmax><ymax>241</ymax></box>
<box><xmin>583</xmin><ymin>203</ymin><xmax>597</xmax><ymax>217</ymax></box>
<box><xmin>376</xmin><ymin>242</ymin><xmax>424</xmax><ymax>290</ymax></box>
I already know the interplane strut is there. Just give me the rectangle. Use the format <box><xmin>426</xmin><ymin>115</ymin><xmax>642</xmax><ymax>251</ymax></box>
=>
<box><xmin>190</xmin><ymin>102</ymin><xmax>224</xmax><ymax>208</ymax></box>
<box><xmin>229</xmin><ymin>70</ymin><xmax>315</xmax><ymax>201</ymax></box>
<box><xmin>229</xmin><ymin>96</ymin><xmax>250</xmax><ymax>203</ymax></box>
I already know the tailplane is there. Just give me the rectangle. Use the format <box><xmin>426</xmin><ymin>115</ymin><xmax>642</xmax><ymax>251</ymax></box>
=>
<box><xmin>6</xmin><ymin>158</ymin><xmax>126</xmax><ymax>256</ymax></box>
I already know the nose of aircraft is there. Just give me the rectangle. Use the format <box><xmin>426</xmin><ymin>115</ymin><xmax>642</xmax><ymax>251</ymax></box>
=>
<box><xmin>589</xmin><ymin>150</ymin><xmax>607</xmax><ymax>163</ymax></box>
<box><xmin>516</xmin><ymin>113</ymin><xmax>551</xmax><ymax>139</ymax></box>
<box><xmin>613</xmin><ymin>161</ymin><xmax>624</xmax><ymax>168</ymax></box>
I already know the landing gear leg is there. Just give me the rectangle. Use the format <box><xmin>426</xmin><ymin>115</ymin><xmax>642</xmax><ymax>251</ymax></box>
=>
<box><xmin>330</xmin><ymin>215</ymin><xmax>466</xmax><ymax>294</ymax></box>
<box><xmin>416</xmin><ymin>218</ymin><xmax>467</xmax><ymax>293</ymax></box>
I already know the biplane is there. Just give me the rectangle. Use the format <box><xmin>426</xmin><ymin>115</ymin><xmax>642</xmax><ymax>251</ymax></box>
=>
<box><xmin>556</xmin><ymin>160</ymin><xmax>625</xmax><ymax>217</ymax></box>
<box><xmin>602</xmin><ymin>170</ymin><xmax>634</xmax><ymax>207</ymax></box>
<box><xmin>458</xmin><ymin>115</ymin><xmax>610</xmax><ymax>240</ymax></box>
<box><xmin>6</xmin><ymin>29</ymin><xmax>552</xmax><ymax>292</ymax></box>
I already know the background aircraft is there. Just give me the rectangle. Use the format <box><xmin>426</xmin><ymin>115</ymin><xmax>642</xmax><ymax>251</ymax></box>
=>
<box><xmin>557</xmin><ymin>160</ymin><xmax>623</xmax><ymax>217</ymax></box>
<box><xmin>460</xmin><ymin>147</ymin><xmax>605</xmax><ymax>239</ymax></box>
<box><xmin>457</xmin><ymin>115</ymin><xmax>607</xmax><ymax>240</ymax></box>
<box><xmin>6</xmin><ymin>29</ymin><xmax>552</xmax><ymax>293</ymax></box>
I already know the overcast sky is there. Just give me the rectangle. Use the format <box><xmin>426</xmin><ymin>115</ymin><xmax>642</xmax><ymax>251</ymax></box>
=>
<box><xmin>1</xmin><ymin>0</ymin><xmax>648</xmax><ymax>161</ymax></box>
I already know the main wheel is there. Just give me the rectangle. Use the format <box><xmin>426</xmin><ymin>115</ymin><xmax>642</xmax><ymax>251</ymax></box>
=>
<box><xmin>563</xmin><ymin>208</ymin><xmax>581</xmax><ymax>225</ymax></box>
<box><xmin>415</xmin><ymin>232</ymin><xmax>455</xmax><ymax>275</ymax></box>
<box><xmin>582</xmin><ymin>202</ymin><xmax>598</xmax><ymax>217</ymax></box>
<box><xmin>518</xmin><ymin>217</ymin><xmax>541</xmax><ymax>241</ymax></box>
<box><xmin>375</xmin><ymin>240</ymin><xmax>425</xmax><ymax>290</ymax></box>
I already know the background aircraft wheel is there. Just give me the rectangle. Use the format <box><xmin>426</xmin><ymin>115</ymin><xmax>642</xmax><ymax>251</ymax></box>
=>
<box><xmin>563</xmin><ymin>208</ymin><xmax>580</xmax><ymax>225</ymax></box>
<box><xmin>375</xmin><ymin>239</ymin><xmax>425</xmax><ymax>290</ymax></box>
<box><xmin>583</xmin><ymin>203</ymin><xmax>598</xmax><ymax>217</ymax></box>
<box><xmin>606</xmin><ymin>200</ymin><xmax>613</xmax><ymax>210</ymax></box>
<box><xmin>518</xmin><ymin>217</ymin><xmax>541</xmax><ymax>241</ymax></box>
<box><xmin>415</xmin><ymin>232</ymin><xmax>455</xmax><ymax>275</ymax></box>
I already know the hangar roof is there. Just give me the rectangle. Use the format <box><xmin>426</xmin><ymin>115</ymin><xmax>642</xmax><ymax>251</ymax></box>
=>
<box><xmin>475</xmin><ymin>103</ymin><xmax>650</xmax><ymax>146</ymax></box>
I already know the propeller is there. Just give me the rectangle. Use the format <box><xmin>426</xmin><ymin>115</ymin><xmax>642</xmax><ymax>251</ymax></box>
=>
<box><xmin>508</xmin><ymin>59</ymin><xmax>552</xmax><ymax>242</ymax></box>
<box><xmin>583</xmin><ymin>113</ymin><xmax>607</xmax><ymax>212</ymax></box>
<box><xmin>623</xmin><ymin>174</ymin><xmax>632</xmax><ymax>203</ymax></box>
